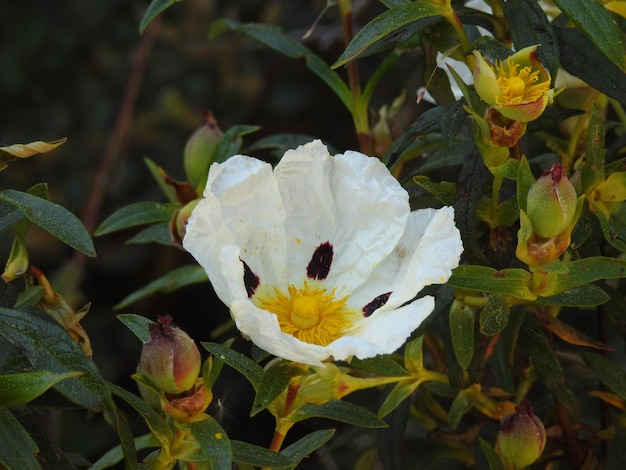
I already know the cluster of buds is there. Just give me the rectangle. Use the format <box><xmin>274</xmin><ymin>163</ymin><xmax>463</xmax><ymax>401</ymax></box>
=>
<box><xmin>496</xmin><ymin>400</ymin><xmax>546</xmax><ymax>469</ymax></box>
<box><xmin>138</xmin><ymin>315</ymin><xmax>210</xmax><ymax>422</ymax></box>
<box><xmin>516</xmin><ymin>163</ymin><xmax>581</xmax><ymax>266</ymax></box>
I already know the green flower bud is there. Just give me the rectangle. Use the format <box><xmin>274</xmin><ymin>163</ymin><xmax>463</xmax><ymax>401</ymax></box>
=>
<box><xmin>496</xmin><ymin>400</ymin><xmax>546</xmax><ymax>469</ymax></box>
<box><xmin>526</xmin><ymin>163</ymin><xmax>577</xmax><ymax>238</ymax></box>
<box><xmin>140</xmin><ymin>315</ymin><xmax>201</xmax><ymax>395</ymax></box>
<box><xmin>170</xmin><ymin>199</ymin><xmax>200</xmax><ymax>247</ymax></box>
<box><xmin>184</xmin><ymin>110</ymin><xmax>223</xmax><ymax>189</ymax></box>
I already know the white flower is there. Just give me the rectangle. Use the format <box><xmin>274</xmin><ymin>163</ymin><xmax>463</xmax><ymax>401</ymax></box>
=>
<box><xmin>183</xmin><ymin>140</ymin><xmax>463</xmax><ymax>366</ymax></box>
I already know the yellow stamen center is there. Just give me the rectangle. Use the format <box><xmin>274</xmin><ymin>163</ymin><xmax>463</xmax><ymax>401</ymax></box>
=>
<box><xmin>256</xmin><ymin>282</ymin><xmax>356</xmax><ymax>346</ymax></box>
<box><xmin>495</xmin><ymin>57</ymin><xmax>550</xmax><ymax>105</ymax></box>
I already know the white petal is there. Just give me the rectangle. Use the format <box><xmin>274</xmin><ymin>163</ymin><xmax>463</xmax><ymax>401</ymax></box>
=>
<box><xmin>347</xmin><ymin>297</ymin><xmax>436</xmax><ymax>354</ymax></box>
<box><xmin>274</xmin><ymin>140</ymin><xmax>409</xmax><ymax>291</ymax></box>
<box><xmin>349</xmin><ymin>206</ymin><xmax>462</xmax><ymax>313</ymax></box>
<box><xmin>183</xmin><ymin>156</ymin><xmax>288</xmax><ymax>304</ymax></box>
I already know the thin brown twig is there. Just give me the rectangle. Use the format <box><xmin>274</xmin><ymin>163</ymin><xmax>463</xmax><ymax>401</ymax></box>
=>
<box><xmin>71</xmin><ymin>18</ymin><xmax>160</xmax><ymax>277</ymax></box>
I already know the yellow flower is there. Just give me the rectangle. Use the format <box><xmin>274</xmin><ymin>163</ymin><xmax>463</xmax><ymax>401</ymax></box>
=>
<box><xmin>473</xmin><ymin>45</ymin><xmax>553</xmax><ymax>122</ymax></box>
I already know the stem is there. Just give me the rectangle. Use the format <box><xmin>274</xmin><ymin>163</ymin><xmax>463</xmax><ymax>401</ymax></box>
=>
<box><xmin>490</xmin><ymin>174</ymin><xmax>504</xmax><ymax>228</ymax></box>
<box><xmin>337</xmin><ymin>0</ymin><xmax>371</xmax><ymax>154</ymax></box>
<box><xmin>556</xmin><ymin>400</ymin><xmax>584</xmax><ymax>466</ymax></box>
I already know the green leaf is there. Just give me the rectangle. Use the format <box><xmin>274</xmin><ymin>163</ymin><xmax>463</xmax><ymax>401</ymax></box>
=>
<box><xmin>349</xmin><ymin>354</ymin><xmax>410</xmax><ymax>377</ymax></box>
<box><xmin>126</xmin><ymin>222</ymin><xmax>172</xmax><ymax>245</ymax></box>
<box><xmin>553</xmin><ymin>0</ymin><xmax>624</xmax><ymax>68</ymax></box>
<box><xmin>289</xmin><ymin>400</ymin><xmax>387</xmax><ymax>428</ymax></box>
<box><xmin>413</xmin><ymin>176</ymin><xmax>457</xmax><ymax>205</ymax></box>
<box><xmin>117</xmin><ymin>313</ymin><xmax>156</xmax><ymax>343</ymax></box>
<box><xmin>177</xmin><ymin>417</ymin><xmax>232</xmax><ymax>468</ymax></box>
<box><xmin>542</xmin><ymin>257</ymin><xmax>626</xmax><ymax>297</ymax></box>
<box><xmin>496</xmin><ymin>0</ymin><xmax>559</xmax><ymax>75</ymax></box>
<box><xmin>447</xmin><ymin>265</ymin><xmax>536</xmax><ymax>300</ymax></box>
<box><xmin>0</xmin><ymin>307</ymin><xmax>110</xmax><ymax>412</ymax></box>
<box><xmin>0</xmin><ymin>370</ymin><xmax>82</xmax><ymax>407</ymax></box>
<box><xmin>209</xmin><ymin>19</ymin><xmax>352</xmax><ymax>111</ymax></box>
<box><xmin>0</xmin><ymin>189</ymin><xmax>95</xmax><ymax>257</ymax></box>
<box><xmin>516</xmin><ymin>156</ymin><xmax>535</xmax><ymax>213</ymax></box>
<box><xmin>581</xmin><ymin>102</ymin><xmax>606</xmax><ymax>191</ymax></box>
<box><xmin>333</xmin><ymin>2</ymin><xmax>446</xmax><ymax>68</ymax></box>
<box><xmin>89</xmin><ymin>433</ymin><xmax>159</xmax><ymax>470</ymax></box>
<box><xmin>448</xmin><ymin>385</ymin><xmax>480</xmax><ymax>427</ymax></box>
<box><xmin>144</xmin><ymin>157</ymin><xmax>177</xmax><ymax>203</ymax></box>
<box><xmin>0</xmin><ymin>201</ymin><xmax>25</xmax><ymax>233</ymax></box>
<box><xmin>231</xmin><ymin>440</ymin><xmax>293</xmax><ymax>468</ymax></box>
<box><xmin>518</xmin><ymin>315</ymin><xmax>578</xmax><ymax>417</ymax></box>
<box><xmin>480</xmin><ymin>295</ymin><xmax>509</xmax><ymax>336</ymax></box>
<box><xmin>378</xmin><ymin>379</ymin><xmax>419</xmax><ymax>419</ymax></box>
<box><xmin>557</xmin><ymin>26</ymin><xmax>626</xmax><ymax>104</ymax></box>
<box><xmin>0</xmin><ymin>409</ymin><xmax>39</xmax><ymax>470</ymax></box>
<box><xmin>280</xmin><ymin>429</ymin><xmax>335</xmax><ymax>468</ymax></box>
<box><xmin>534</xmin><ymin>284</ymin><xmax>610</xmax><ymax>307</ymax></box>
<box><xmin>449</xmin><ymin>300</ymin><xmax>475</xmax><ymax>370</ymax></box>
<box><xmin>108</xmin><ymin>382</ymin><xmax>173</xmax><ymax>447</ymax></box>
<box><xmin>212</xmin><ymin>124</ymin><xmax>262</xmax><ymax>164</ymax></box>
<box><xmin>251</xmin><ymin>361</ymin><xmax>291</xmax><ymax>416</ymax></box>
<box><xmin>114</xmin><ymin>265</ymin><xmax>208</xmax><ymax>309</ymax></box>
<box><xmin>139</xmin><ymin>0</ymin><xmax>182</xmax><ymax>33</ymax></box>
<box><xmin>201</xmin><ymin>342</ymin><xmax>263</xmax><ymax>390</ymax></box>
<box><xmin>580</xmin><ymin>351</ymin><xmax>626</xmax><ymax>402</ymax></box>
<box><xmin>95</xmin><ymin>201</ymin><xmax>178</xmax><ymax>236</ymax></box>
<box><xmin>478</xmin><ymin>437</ymin><xmax>504</xmax><ymax>470</ymax></box>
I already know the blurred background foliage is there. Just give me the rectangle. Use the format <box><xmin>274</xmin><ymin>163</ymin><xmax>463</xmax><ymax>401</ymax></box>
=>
<box><xmin>1</xmin><ymin>0</ymin><xmax>429</xmax><ymax>463</ymax></box>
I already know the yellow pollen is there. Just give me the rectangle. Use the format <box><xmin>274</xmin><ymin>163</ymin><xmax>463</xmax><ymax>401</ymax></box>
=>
<box><xmin>494</xmin><ymin>57</ymin><xmax>549</xmax><ymax>106</ymax></box>
<box><xmin>256</xmin><ymin>282</ymin><xmax>356</xmax><ymax>346</ymax></box>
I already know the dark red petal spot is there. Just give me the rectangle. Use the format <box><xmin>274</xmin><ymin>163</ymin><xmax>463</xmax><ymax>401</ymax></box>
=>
<box><xmin>362</xmin><ymin>292</ymin><xmax>392</xmax><ymax>317</ymax></box>
<box><xmin>241</xmin><ymin>259</ymin><xmax>260</xmax><ymax>298</ymax></box>
<box><xmin>306</xmin><ymin>241</ymin><xmax>333</xmax><ymax>280</ymax></box>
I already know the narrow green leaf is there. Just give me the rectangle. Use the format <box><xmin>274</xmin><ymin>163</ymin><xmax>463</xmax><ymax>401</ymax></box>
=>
<box><xmin>0</xmin><ymin>370</ymin><xmax>82</xmax><ymax>407</ymax></box>
<box><xmin>0</xmin><ymin>189</ymin><xmax>95</xmax><ymax>257</ymax></box>
<box><xmin>518</xmin><ymin>315</ymin><xmax>578</xmax><ymax>417</ymax></box>
<box><xmin>290</xmin><ymin>400</ymin><xmax>387</xmax><ymax>428</ymax></box>
<box><xmin>448</xmin><ymin>385</ymin><xmax>480</xmax><ymax>427</ymax></box>
<box><xmin>581</xmin><ymin>102</ymin><xmax>606</xmax><ymax>192</ymax></box>
<box><xmin>280</xmin><ymin>429</ymin><xmax>335</xmax><ymax>468</ymax></box>
<box><xmin>581</xmin><ymin>351</ymin><xmax>626</xmax><ymax>402</ymax></box>
<box><xmin>231</xmin><ymin>440</ymin><xmax>293</xmax><ymax>468</ymax></box>
<box><xmin>0</xmin><ymin>307</ymin><xmax>109</xmax><ymax>412</ymax></box>
<box><xmin>139</xmin><ymin>0</ymin><xmax>182</xmax><ymax>33</ymax></box>
<box><xmin>449</xmin><ymin>300</ymin><xmax>475</xmax><ymax>370</ymax></box>
<box><xmin>534</xmin><ymin>284</ymin><xmax>610</xmax><ymax>307</ymax></box>
<box><xmin>89</xmin><ymin>433</ymin><xmax>159</xmax><ymax>470</ymax></box>
<box><xmin>212</xmin><ymin>124</ymin><xmax>262</xmax><ymax>164</ymax></box>
<box><xmin>447</xmin><ymin>265</ymin><xmax>536</xmax><ymax>300</ymax></box>
<box><xmin>543</xmin><ymin>257</ymin><xmax>626</xmax><ymax>296</ymax></box>
<box><xmin>0</xmin><ymin>409</ymin><xmax>39</xmax><ymax>470</ymax></box>
<box><xmin>349</xmin><ymin>354</ymin><xmax>409</xmax><ymax>377</ymax></box>
<box><xmin>114</xmin><ymin>265</ymin><xmax>208</xmax><ymax>309</ymax></box>
<box><xmin>126</xmin><ymin>222</ymin><xmax>172</xmax><ymax>245</ymax></box>
<box><xmin>108</xmin><ymin>382</ymin><xmax>173</xmax><ymax>447</ymax></box>
<box><xmin>117</xmin><ymin>313</ymin><xmax>156</xmax><ymax>343</ymax></box>
<box><xmin>413</xmin><ymin>176</ymin><xmax>457</xmax><ymax>205</ymax></box>
<box><xmin>557</xmin><ymin>27</ymin><xmax>626</xmax><ymax>104</ymax></box>
<box><xmin>378</xmin><ymin>379</ymin><xmax>419</xmax><ymax>419</ymax></box>
<box><xmin>480</xmin><ymin>295</ymin><xmax>509</xmax><ymax>336</ymax></box>
<box><xmin>496</xmin><ymin>0</ymin><xmax>559</xmax><ymax>74</ymax></box>
<box><xmin>251</xmin><ymin>361</ymin><xmax>291</xmax><ymax>416</ymax></box>
<box><xmin>177</xmin><ymin>417</ymin><xmax>232</xmax><ymax>468</ymax></box>
<box><xmin>209</xmin><ymin>19</ymin><xmax>352</xmax><ymax>111</ymax></box>
<box><xmin>478</xmin><ymin>437</ymin><xmax>505</xmax><ymax>470</ymax></box>
<box><xmin>553</xmin><ymin>0</ymin><xmax>623</xmax><ymax>67</ymax></box>
<box><xmin>333</xmin><ymin>2</ymin><xmax>446</xmax><ymax>68</ymax></box>
<box><xmin>516</xmin><ymin>156</ymin><xmax>535</xmax><ymax>213</ymax></box>
<box><xmin>95</xmin><ymin>201</ymin><xmax>178</xmax><ymax>236</ymax></box>
<box><xmin>201</xmin><ymin>342</ymin><xmax>263</xmax><ymax>390</ymax></box>
<box><xmin>0</xmin><ymin>201</ymin><xmax>25</xmax><ymax>233</ymax></box>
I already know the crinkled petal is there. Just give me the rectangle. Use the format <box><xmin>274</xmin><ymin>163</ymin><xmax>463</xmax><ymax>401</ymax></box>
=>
<box><xmin>183</xmin><ymin>156</ymin><xmax>287</xmax><ymax>304</ymax></box>
<box><xmin>349</xmin><ymin>206</ymin><xmax>462</xmax><ymax>313</ymax></box>
<box><xmin>274</xmin><ymin>140</ymin><xmax>409</xmax><ymax>291</ymax></box>
<box><xmin>346</xmin><ymin>296</ymin><xmax>435</xmax><ymax>354</ymax></box>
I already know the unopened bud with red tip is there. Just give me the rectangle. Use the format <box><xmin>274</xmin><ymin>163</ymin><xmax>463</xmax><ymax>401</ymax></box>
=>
<box><xmin>526</xmin><ymin>163</ymin><xmax>577</xmax><ymax>239</ymax></box>
<box><xmin>496</xmin><ymin>399</ymin><xmax>546</xmax><ymax>469</ymax></box>
<box><xmin>140</xmin><ymin>315</ymin><xmax>201</xmax><ymax>395</ymax></box>
<box><xmin>184</xmin><ymin>110</ymin><xmax>223</xmax><ymax>189</ymax></box>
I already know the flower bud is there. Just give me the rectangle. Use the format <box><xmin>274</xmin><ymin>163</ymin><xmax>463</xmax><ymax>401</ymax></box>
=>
<box><xmin>170</xmin><ymin>199</ymin><xmax>200</xmax><ymax>247</ymax></box>
<box><xmin>184</xmin><ymin>110</ymin><xmax>222</xmax><ymax>189</ymax></box>
<box><xmin>140</xmin><ymin>315</ymin><xmax>201</xmax><ymax>395</ymax></box>
<box><xmin>526</xmin><ymin>163</ymin><xmax>577</xmax><ymax>239</ymax></box>
<box><xmin>496</xmin><ymin>400</ymin><xmax>546</xmax><ymax>469</ymax></box>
